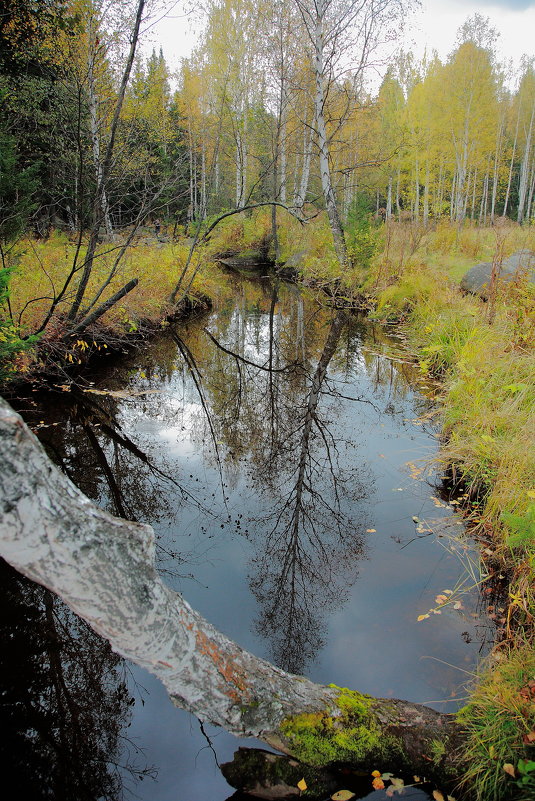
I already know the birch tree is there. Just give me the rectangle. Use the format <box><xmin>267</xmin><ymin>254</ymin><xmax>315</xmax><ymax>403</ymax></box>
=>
<box><xmin>0</xmin><ymin>397</ymin><xmax>467</xmax><ymax>790</ymax></box>
<box><xmin>516</xmin><ymin>63</ymin><xmax>535</xmax><ymax>224</ymax></box>
<box><xmin>293</xmin><ymin>0</ymin><xmax>413</xmax><ymax>268</ymax></box>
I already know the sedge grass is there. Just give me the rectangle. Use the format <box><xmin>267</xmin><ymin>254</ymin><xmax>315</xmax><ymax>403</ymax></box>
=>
<box><xmin>457</xmin><ymin>641</ymin><xmax>535</xmax><ymax>801</ymax></box>
<box><xmin>8</xmin><ymin>236</ymin><xmax>230</xmax><ymax>340</ymax></box>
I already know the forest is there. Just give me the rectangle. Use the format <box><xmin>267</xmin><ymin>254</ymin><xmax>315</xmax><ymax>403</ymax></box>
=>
<box><xmin>0</xmin><ymin>1</ymin><xmax>534</xmax><ymax>800</ymax></box>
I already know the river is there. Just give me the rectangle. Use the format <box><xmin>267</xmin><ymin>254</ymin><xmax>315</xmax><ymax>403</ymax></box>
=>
<box><xmin>1</xmin><ymin>272</ymin><xmax>491</xmax><ymax>800</ymax></box>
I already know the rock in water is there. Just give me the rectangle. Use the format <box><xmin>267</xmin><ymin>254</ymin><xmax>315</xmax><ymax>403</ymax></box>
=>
<box><xmin>221</xmin><ymin>747</ymin><xmax>338</xmax><ymax>799</ymax></box>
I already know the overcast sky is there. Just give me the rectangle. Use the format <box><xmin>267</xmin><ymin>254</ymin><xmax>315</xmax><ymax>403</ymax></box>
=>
<box><xmin>143</xmin><ymin>0</ymin><xmax>535</xmax><ymax>83</ymax></box>
<box><xmin>411</xmin><ymin>0</ymin><xmax>535</xmax><ymax>67</ymax></box>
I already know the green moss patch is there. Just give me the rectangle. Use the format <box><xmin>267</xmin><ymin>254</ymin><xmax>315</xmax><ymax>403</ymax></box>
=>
<box><xmin>280</xmin><ymin>687</ymin><xmax>388</xmax><ymax>768</ymax></box>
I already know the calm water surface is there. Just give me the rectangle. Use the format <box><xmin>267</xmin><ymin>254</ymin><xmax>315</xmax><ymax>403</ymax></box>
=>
<box><xmin>2</xmin><ymin>274</ymin><xmax>491</xmax><ymax>800</ymax></box>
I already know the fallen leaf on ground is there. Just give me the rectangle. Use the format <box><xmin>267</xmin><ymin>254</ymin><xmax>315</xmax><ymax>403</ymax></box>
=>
<box><xmin>503</xmin><ymin>763</ymin><xmax>516</xmax><ymax>778</ymax></box>
<box><xmin>297</xmin><ymin>778</ymin><xmax>307</xmax><ymax>791</ymax></box>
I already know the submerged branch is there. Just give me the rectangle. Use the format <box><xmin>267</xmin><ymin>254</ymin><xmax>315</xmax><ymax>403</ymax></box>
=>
<box><xmin>203</xmin><ymin>328</ymin><xmax>299</xmax><ymax>373</ymax></box>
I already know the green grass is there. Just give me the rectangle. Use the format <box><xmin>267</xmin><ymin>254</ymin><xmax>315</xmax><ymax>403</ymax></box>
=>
<box><xmin>457</xmin><ymin>642</ymin><xmax>535</xmax><ymax>801</ymax></box>
<box><xmin>3</xmin><ymin>213</ymin><xmax>535</xmax><ymax>800</ymax></box>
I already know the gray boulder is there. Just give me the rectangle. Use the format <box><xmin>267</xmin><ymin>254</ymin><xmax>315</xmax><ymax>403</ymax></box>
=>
<box><xmin>460</xmin><ymin>249</ymin><xmax>535</xmax><ymax>299</ymax></box>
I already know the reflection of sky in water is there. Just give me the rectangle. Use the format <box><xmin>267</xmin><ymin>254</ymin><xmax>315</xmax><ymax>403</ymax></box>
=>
<box><xmin>102</xmin><ymin>282</ymin><xmax>488</xmax><ymax>799</ymax></box>
<box><xmin>14</xmin><ymin>278</ymin><xmax>489</xmax><ymax>800</ymax></box>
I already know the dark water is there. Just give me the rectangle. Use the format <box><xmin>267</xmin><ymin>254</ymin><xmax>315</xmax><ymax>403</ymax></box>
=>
<box><xmin>2</xmin><ymin>274</ymin><xmax>491</xmax><ymax>800</ymax></box>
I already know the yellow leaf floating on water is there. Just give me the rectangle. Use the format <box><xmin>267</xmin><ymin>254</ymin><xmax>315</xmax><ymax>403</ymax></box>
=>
<box><xmin>331</xmin><ymin>791</ymin><xmax>355</xmax><ymax>801</ymax></box>
<box><xmin>417</xmin><ymin>614</ymin><xmax>430</xmax><ymax>621</ymax></box>
<box><xmin>297</xmin><ymin>778</ymin><xmax>307</xmax><ymax>791</ymax></box>
<box><xmin>366</xmin><ymin>528</ymin><xmax>376</xmax><ymax>533</ymax></box>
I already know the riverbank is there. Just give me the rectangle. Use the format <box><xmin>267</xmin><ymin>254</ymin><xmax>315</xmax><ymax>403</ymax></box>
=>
<box><xmin>2</xmin><ymin>215</ymin><xmax>534</xmax><ymax>799</ymax></box>
<box><xmin>206</xmin><ymin>211</ymin><xmax>535</xmax><ymax>799</ymax></box>
<box><xmin>1</xmin><ymin>230</ymin><xmax>237</xmax><ymax>382</ymax></box>
<box><xmin>366</xmin><ymin>223</ymin><xmax>535</xmax><ymax>801</ymax></box>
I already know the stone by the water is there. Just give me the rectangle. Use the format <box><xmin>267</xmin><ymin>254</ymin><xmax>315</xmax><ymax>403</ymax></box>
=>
<box><xmin>460</xmin><ymin>249</ymin><xmax>535</xmax><ymax>299</ymax></box>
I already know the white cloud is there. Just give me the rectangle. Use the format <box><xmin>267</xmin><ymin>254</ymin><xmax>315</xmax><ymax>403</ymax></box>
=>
<box><xmin>411</xmin><ymin>0</ymin><xmax>535</xmax><ymax>70</ymax></box>
<box><xmin>143</xmin><ymin>1</ymin><xmax>535</xmax><ymax>85</ymax></box>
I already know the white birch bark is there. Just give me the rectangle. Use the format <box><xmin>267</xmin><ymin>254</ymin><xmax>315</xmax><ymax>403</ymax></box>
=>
<box><xmin>470</xmin><ymin>168</ymin><xmax>477</xmax><ymax>219</ymax></box>
<box><xmin>479</xmin><ymin>168</ymin><xmax>489</xmax><ymax>224</ymax></box>
<box><xmin>87</xmin><ymin>45</ymin><xmax>113</xmax><ymax>238</ymax></box>
<box><xmin>0</xmin><ymin>397</ymin><xmax>465</xmax><ymax>783</ymax></box>
<box><xmin>201</xmin><ymin>139</ymin><xmax>207</xmax><ymax>219</ymax></box>
<box><xmin>0</xmin><ymin>398</ymin><xmax>330</xmax><ymax>741</ymax></box>
<box><xmin>526</xmin><ymin>159</ymin><xmax>535</xmax><ymax>220</ymax></box>
<box><xmin>414</xmin><ymin>159</ymin><xmax>420</xmax><ymax>220</ymax></box>
<box><xmin>423</xmin><ymin>164</ymin><xmax>429</xmax><ymax>225</ymax></box>
<box><xmin>312</xmin><ymin>0</ymin><xmax>347</xmax><ymax>266</ymax></box>
<box><xmin>188</xmin><ymin>122</ymin><xmax>195</xmax><ymax>219</ymax></box>
<box><xmin>280</xmin><ymin>104</ymin><xmax>287</xmax><ymax>205</ymax></box>
<box><xmin>503</xmin><ymin>103</ymin><xmax>520</xmax><ymax>218</ymax></box>
<box><xmin>490</xmin><ymin>118</ymin><xmax>504</xmax><ymax>222</ymax></box>
<box><xmin>293</xmin><ymin>121</ymin><xmax>312</xmax><ymax>208</ymax></box>
<box><xmin>517</xmin><ymin>98</ymin><xmax>535</xmax><ymax>223</ymax></box>
<box><xmin>0</xmin><ymin>396</ymin><xmax>472</xmax><ymax>796</ymax></box>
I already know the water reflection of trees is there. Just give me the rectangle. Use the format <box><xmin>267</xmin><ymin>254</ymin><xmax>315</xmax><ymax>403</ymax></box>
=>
<box><xmin>23</xmin><ymin>388</ymin><xmax>213</xmax><ymax>574</ymax></box>
<box><xmin>249</xmin><ymin>313</ymin><xmax>369</xmax><ymax>674</ymax></box>
<box><xmin>17</xmin><ymin>278</ymin><xmax>431</xmax><ymax>680</ymax></box>
<box><xmin>195</xmin><ymin>287</ymin><xmax>371</xmax><ymax>674</ymax></box>
<box><xmin>0</xmin><ymin>560</ymin><xmax>152</xmax><ymax>800</ymax></box>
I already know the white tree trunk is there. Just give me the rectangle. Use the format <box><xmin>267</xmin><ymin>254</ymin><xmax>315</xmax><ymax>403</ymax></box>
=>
<box><xmin>386</xmin><ymin>176</ymin><xmax>392</xmax><ymax>220</ymax></box>
<box><xmin>526</xmin><ymin>159</ymin><xmax>535</xmax><ymax>220</ymax></box>
<box><xmin>490</xmin><ymin>118</ymin><xmax>504</xmax><ymax>222</ymax></box>
<box><xmin>294</xmin><ymin>121</ymin><xmax>312</xmax><ymax>208</ymax></box>
<box><xmin>312</xmin><ymin>1</ymin><xmax>347</xmax><ymax>267</ymax></box>
<box><xmin>0</xmin><ymin>398</ymin><xmax>465</xmax><ymax>784</ymax></box>
<box><xmin>280</xmin><ymin>106</ymin><xmax>287</xmax><ymax>205</ymax></box>
<box><xmin>517</xmin><ymin>99</ymin><xmax>535</xmax><ymax>223</ymax></box>
<box><xmin>503</xmin><ymin>104</ymin><xmax>520</xmax><ymax>217</ymax></box>
<box><xmin>88</xmin><ymin>48</ymin><xmax>113</xmax><ymax>237</ymax></box>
